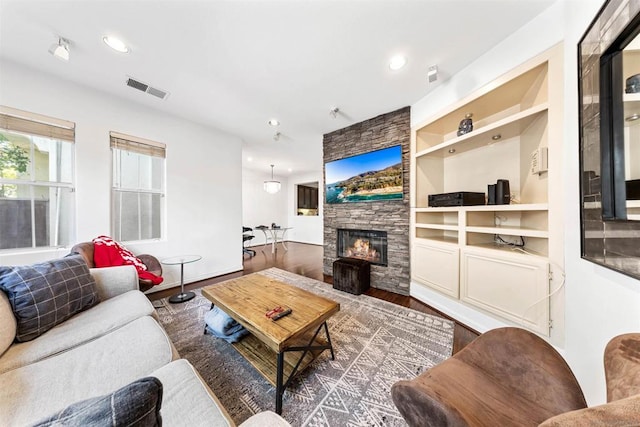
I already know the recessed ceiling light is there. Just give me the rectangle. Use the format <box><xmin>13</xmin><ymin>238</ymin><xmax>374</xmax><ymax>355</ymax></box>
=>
<box><xmin>103</xmin><ymin>36</ymin><xmax>130</xmax><ymax>53</ymax></box>
<box><xmin>247</xmin><ymin>157</ymin><xmax>253</xmax><ymax>162</ymax></box>
<box><xmin>389</xmin><ymin>55</ymin><xmax>407</xmax><ymax>70</ymax></box>
<box><xmin>288</xmin><ymin>168</ymin><xmax>292</xmax><ymax>172</ymax></box>
<box><xmin>268</xmin><ymin>119</ymin><xmax>280</xmax><ymax>126</ymax></box>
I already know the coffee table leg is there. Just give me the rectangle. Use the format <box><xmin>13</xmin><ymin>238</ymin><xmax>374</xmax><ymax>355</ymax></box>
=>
<box><xmin>323</xmin><ymin>322</ymin><xmax>335</xmax><ymax>360</ymax></box>
<box><xmin>276</xmin><ymin>352</ymin><xmax>284</xmax><ymax>415</ymax></box>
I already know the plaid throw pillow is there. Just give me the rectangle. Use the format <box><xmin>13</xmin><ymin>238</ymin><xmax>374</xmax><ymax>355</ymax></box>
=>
<box><xmin>33</xmin><ymin>377</ymin><xmax>163</xmax><ymax>427</ymax></box>
<box><xmin>0</xmin><ymin>255</ymin><xmax>100</xmax><ymax>342</ymax></box>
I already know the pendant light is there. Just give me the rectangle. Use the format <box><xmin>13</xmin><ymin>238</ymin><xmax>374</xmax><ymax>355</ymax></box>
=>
<box><xmin>263</xmin><ymin>164</ymin><xmax>281</xmax><ymax>194</ymax></box>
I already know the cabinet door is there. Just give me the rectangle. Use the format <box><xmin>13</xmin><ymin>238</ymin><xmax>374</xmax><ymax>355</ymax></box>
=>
<box><xmin>310</xmin><ymin>188</ymin><xmax>318</xmax><ymax>209</ymax></box>
<box><xmin>412</xmin><ymin>240</ymin><xmax>459</xmax><ymax>298</ymax></box>
<box><xmin>460</xmin><ymin>248</ymin><xmax>549</xmax><ymax>335</ymax></box>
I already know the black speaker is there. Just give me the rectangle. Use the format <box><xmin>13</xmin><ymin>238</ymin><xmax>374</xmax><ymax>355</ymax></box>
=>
<box><xmin>487</xmin><ymin>184</ymin><xmax>496</xmax><ymax>205</ymax></box>
<box><xmin>496</xmin><ymin>179</ymin><xmax>510</xmax><ymax>204</ymax></box>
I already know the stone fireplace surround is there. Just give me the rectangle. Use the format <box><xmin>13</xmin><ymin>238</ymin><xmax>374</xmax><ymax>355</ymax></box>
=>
<box><xmin>323</xmin><ymin>106</ymin><xmax>410</xmax><ymax>295</ymax></box>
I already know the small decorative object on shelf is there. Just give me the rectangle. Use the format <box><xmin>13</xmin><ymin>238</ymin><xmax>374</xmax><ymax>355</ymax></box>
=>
<box><xmin>457</xmin><ymin>113</ymin><xmax>473</xmax><ymax>136</ymax></box>
<box><xmin>625</xmin><ymin>73</ymin><xmax>640</xmax><ymax>93</ymax></box>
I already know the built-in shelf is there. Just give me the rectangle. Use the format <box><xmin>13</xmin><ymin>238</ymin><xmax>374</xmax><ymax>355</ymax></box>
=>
<box><xmin>414</xmin><ymin>235</ymin><xmax>458</xmax><ymax>245</ymax></box>
<box><xmin>464</xmin><ymin>242</ymin><xmax>548</xmax><ymax>257</ymax></box>
<box><xmin>410</xmin><ymin>45</ymin><xmax>563</xmax><ymax>338</ymax></box>
<box><xmin>415</xmin><ymin>223</ymin><xmax>458</xmax><ymax>231</ymax></box>
<box><xmin>624</xmin><ymin>93</ymin><xmax>640</xmax><ymax>126</ymax></box>
<box><xmin>415</xmin><ymin>103</ymin><xmax>549</xmax><ymax>159</ymax></box>
<box><xmin>466</xmin><ymin>226</ymin><xmax>549</xmax><ymax>238</ymax></box>
<box><xmin>414</xmin><ymin>203</ymin><xmax>548</xmax><ymax>212</ymax></box>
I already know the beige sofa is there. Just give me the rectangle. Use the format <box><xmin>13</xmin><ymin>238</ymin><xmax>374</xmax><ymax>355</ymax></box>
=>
<box><xmin>0</xmin><ymin>265</ymin><xmax>289</xmax><ymax>426</ymax></box>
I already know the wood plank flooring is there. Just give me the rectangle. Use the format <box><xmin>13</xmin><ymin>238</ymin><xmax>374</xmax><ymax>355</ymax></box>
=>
<box><xmin>149</xmin><ymin>241</ymin><xmax>479</xmax><ymax>354</ymax></box>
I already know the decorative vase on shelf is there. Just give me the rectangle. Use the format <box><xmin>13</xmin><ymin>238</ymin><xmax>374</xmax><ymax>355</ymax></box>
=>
<box><xmin>457</xmin><ymin>113</ymin><xmax>473</xmax><ymax>136</ymax></box>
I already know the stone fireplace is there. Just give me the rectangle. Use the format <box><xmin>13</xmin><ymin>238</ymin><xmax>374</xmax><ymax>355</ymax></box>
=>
<box><xmin>337</xmin><ymin>228</ymin><xmax>388</xmax><ymax>266</ymax></box>
<box><xmin>323</xmin><ymin>106</ymin><xmax>410</xmax><ymax>295</ymax></box>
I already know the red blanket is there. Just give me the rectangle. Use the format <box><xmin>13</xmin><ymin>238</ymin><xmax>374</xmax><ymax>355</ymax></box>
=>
<box><xmin>92</xmin><ymin>236</ymin><xmax>163</xmax><ymax>285</ymax></box>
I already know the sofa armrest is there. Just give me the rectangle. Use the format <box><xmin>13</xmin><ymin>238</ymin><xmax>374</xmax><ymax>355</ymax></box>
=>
<box><xmin>90</xmin><ymin>265</ymin><xmax>139</xmax><ymax>300</ymax></box>
<box><xmin>539</xmin><ymin>394</ymin><xmax>640</xmax><ymax>426</ymax></box>
<box><xmin>239</xmin><ymin>411</ymin><xmax>291</xmax><ymax>427</ymax></box>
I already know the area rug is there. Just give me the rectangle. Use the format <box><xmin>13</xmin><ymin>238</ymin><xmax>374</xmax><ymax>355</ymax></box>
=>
<box><xmin>155</xmin><ymin>268</ymin><xmax>454</xmax><ymax>426</ymax></box>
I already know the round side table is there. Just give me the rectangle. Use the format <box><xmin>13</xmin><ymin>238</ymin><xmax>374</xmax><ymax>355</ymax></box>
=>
<box><xmin>162</xmin><ymin>255</ymin><xmax>202</xmax><ymax>304</ymax></box>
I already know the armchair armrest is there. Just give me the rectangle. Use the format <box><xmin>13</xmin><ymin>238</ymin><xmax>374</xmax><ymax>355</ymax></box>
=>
<box><xmin>90</xmin><ymin>265</ymin><xmax>139</xmax><ymax>300</ymax></box>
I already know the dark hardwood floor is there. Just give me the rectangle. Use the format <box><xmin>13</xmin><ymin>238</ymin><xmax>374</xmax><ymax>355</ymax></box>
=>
<box><xmin>149</xmin><ymin>241</ymin><xmax>479</xmax><ymax>354</ymax></box>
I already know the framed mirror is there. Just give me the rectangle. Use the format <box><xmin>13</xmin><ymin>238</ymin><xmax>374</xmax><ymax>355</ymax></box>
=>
<box><xmin>579</xmin><ymin>0</ymin><xmax>640</xmax><ymax>279</ymax></box>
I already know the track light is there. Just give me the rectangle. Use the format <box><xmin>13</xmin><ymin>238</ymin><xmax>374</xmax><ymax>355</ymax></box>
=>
<box><xmin>273</xmin><ymin>132</ymin><xmax>281</xmax><ymax>141</ymax></box>
<box><xmin>49</xmin><ymin>37</ymin><xmax>70</xmax><ymax>61</ymax></box>
<box><xmin>428</xmin><ymin>65</ymin><xmax>438</xmax><ymax>83</ymax></box>
<box><xmin>329</xmin><ymin>107</ymin><xmax>340</xmax><ymax>118</ymax></box>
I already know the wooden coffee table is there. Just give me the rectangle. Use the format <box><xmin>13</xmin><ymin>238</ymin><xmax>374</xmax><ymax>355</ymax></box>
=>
<box><xmin>201</xmin><ymin>273</ymin><xmax>340</xmax><ymax>414</ymax></box>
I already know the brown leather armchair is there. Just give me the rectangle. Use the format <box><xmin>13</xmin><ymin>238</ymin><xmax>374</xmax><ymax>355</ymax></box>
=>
<box><xmin>70</xmin><ymin>242</ymin><xmax>162</xmax><ymax>292</ymax></box>
<box><xmin>391</xmin><ymin>327</ymin><xmax>640</xmax><ymax>426</ymax></box>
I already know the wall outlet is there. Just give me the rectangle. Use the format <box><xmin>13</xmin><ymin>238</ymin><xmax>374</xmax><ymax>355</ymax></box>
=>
<box><xmin>531</xmin><ymin>147</ymin><xmax>548</xmax><ymax>175</ymax></box>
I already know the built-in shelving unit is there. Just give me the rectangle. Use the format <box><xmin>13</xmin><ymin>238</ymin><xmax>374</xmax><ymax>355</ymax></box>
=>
<box><xmin>410</xmin><ymin>45</ymin><xmax>564</xmax><ymax>337</ymax></box>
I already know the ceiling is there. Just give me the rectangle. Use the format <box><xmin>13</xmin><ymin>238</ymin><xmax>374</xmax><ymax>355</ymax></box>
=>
<box><xmin>0</xmin><ymin>0</ymin><xmax>555</xmax><ymax>176</ymax></box>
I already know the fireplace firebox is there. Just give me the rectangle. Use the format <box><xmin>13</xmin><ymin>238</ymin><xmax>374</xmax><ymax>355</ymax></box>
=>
<box><xmin>336</xmin><ymin>228</ymin><xmax>388</xmax><ymax>266</ymax></box>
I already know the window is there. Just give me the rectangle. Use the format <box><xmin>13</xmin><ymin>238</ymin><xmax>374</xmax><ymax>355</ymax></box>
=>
<box><xmin>0</xmin><ymin>106</ymin><xmax>75</xmax><ymax>250</ymax></box>
<box><xmin>111</xmin><ymin>132</ymin><xmax>165</xmax><ymax>242</ymax></box>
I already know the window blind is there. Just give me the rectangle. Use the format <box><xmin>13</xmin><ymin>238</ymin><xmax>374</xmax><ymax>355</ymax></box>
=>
<box><xmin>110</xmin><ymin>132</ymin><xmax>166</xmax><ymax>158</ymax></box>
<box><xmin>0</xmin><ymin>107</ymin><xmax>75</xmax><ymax>142</ymax></box>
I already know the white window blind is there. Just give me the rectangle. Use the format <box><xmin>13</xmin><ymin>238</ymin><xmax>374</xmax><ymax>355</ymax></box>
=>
<box><xmin>110</xmin><ymin>132</ymin><xmax>165</xmax><ymax>242</ymax></box>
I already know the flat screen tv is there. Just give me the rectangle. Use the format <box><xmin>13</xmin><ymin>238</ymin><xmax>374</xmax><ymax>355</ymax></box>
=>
<box><xmin>325</xmin><ymin>145</ymin><xmax>403</xmax><ymax>204</ymax></box>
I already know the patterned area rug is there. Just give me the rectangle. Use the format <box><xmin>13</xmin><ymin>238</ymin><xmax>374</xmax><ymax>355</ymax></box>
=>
<box><xmin>156</xmin><ymin>268</ymin><xmax>454</xmax><ymax>426</ymax></box>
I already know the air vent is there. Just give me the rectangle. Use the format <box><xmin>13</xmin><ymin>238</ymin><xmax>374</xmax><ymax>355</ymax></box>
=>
<box><xmin>125</xmin><ymin>77</ymin><xmax>169</xmax><ymax>100</ymax></box>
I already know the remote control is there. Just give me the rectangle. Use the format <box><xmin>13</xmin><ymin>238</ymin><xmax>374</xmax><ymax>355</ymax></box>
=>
<box><xmin>271</xmin><ymin>308</ymin><xmax>292</xmax><ymax>321</ymax></box>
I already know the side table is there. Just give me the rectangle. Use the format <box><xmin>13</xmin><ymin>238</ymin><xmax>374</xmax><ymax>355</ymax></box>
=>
<box><xmin>162</xmin><ymin>255</ymin><xmax>202</xmax><ymax>303</ymax></box>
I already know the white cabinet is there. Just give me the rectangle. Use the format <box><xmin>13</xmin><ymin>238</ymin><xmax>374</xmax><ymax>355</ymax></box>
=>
<box><xmin>410</xmin><ymin>44</ymin><xmax>564</xmax><ymax>337</ymax></box>
<box><xmin>413</xmin><ymin>240</ymin><xmax>459</xmax><ymax>298</ymax></box>
<box><xmin>460</xmin><ymin>248</ymin><xmax>549</xmax><ymax>335</ymax></box>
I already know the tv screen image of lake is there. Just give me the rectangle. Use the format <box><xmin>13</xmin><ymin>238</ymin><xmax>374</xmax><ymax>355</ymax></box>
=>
<box><xmin>325</xmin><ymin>145</ymin><xmax>403</xmax><ymax>204</ymax></box>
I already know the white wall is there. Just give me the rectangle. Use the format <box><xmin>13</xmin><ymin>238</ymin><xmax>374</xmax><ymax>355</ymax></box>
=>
<box><xmin>411</xmin><ymin>0</ymin><xmax>640</xmax><ymax>405</ymax></box>
<box><xmin>287</xmin><ymin>171</ymin><xmax>323</xmax><ymax>245</ymax></box>
<box><xmin>242</xmin><ymin>168</ymin><xmax>288</xmax><ymax>246</ymax></box>
<box><xmin>562</xmin><ymin>0</ymin><xmax>640</xmax><ymax>406</ymax></box>
<box><xmin>0</xmin><ymin>60</ymin><xmax>244</xmax><ymax>292</ymax></box>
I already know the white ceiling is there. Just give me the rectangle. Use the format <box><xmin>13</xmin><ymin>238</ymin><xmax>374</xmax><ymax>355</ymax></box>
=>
<box><xmin>0</xmin><ymin>0</ymin><xmax>555</xmax><ymax>176</ymax></box>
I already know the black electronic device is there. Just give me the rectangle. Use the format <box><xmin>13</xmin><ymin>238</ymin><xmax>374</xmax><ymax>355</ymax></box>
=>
<box><xmin>487</xmin><ymin>184</ymin><xmax>497</xmax><ymax>205</ymax></box>
<box><xmin>428</xmin><ymin>191</ymin><xmax>486</xmax><ymax>207</ymax></box>
<box><xmin>496</xmin><ymin>179</ymin><xmax>511</xmax><ymax>204</ymax></box>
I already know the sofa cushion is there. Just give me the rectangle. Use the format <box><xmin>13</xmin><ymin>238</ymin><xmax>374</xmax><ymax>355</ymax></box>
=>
<box><xmin>0</xmin><ymin>290</ymin><xmax>155</xmax><ymax>374</ymax></box>
<box><xmin>33</xmin><ymin>376</ymin><xmax>163</xmax><ymax>427</ymax></box>
<box><xmin>151</xmin><ymin>359</ymin><xmax>234</xmax><ymax>427</ymax></box>
<box><xmin>0</xmin><ymin>291</ymin><xmax>16</xmax><ymax>357</ymax></box>
<box><xmin>239</xmin><ymin>411</ymin><xmax>292</xmax><ymax>427</ymax></box>
<box><xmin>0</xmin><ymin>255</ymin><xmax>99</xmax><ymax>342</ymax></box>
<box><xmin>0</xmin><ymin>316</ymin><xmax>174</xmax><ymax>426</ymax></box>
<box><xmin>539</xmin><ymin>394</ymin><xmax>640</xmax><ymax>426</ymax></box>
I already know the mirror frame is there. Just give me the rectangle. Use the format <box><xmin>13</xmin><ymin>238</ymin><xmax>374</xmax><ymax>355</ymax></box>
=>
<box><xmin>578</xmin><ymin>0</ymin><xmax>640</xmax><ymax>280</ymax></box>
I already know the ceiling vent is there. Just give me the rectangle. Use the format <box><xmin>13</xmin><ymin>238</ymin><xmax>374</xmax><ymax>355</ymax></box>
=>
<box><xmin>126</xmin><ymin>77</ymin><xmax>169</xmax><ymax>100</ymax></box>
